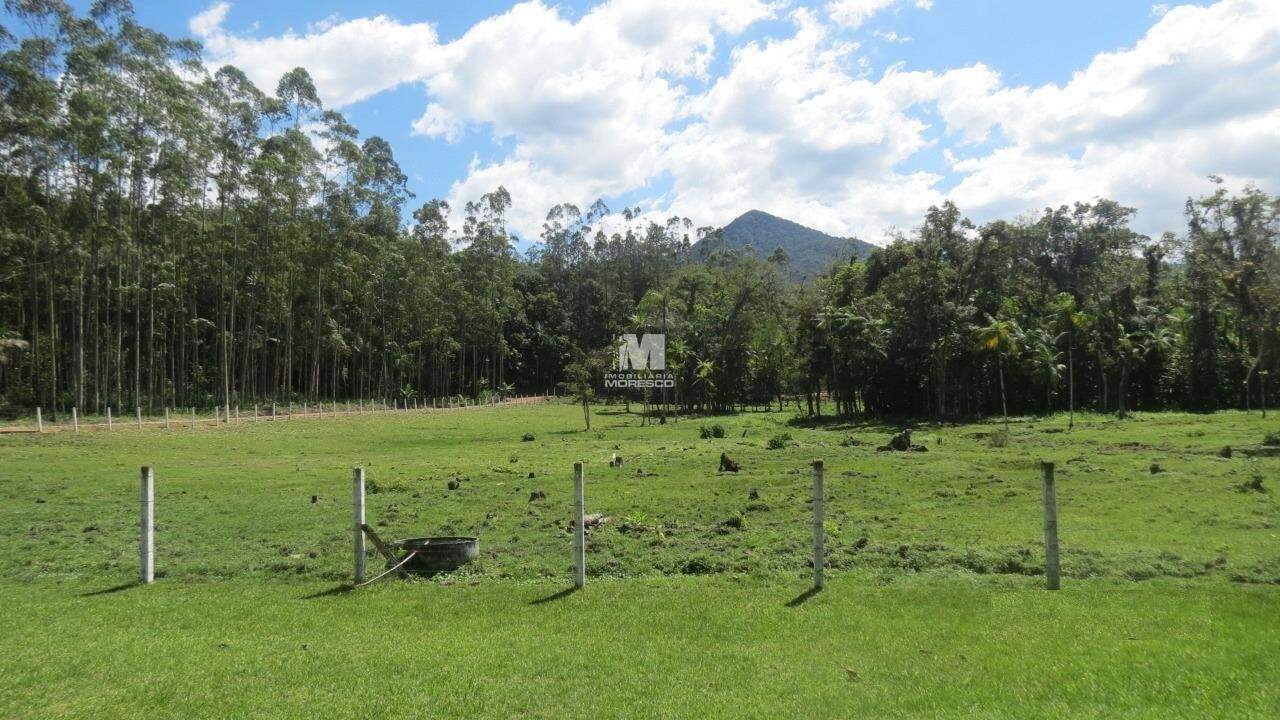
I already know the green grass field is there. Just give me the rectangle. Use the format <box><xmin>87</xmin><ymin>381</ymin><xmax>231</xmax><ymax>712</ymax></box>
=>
<box><xmin>2</xmin><ymin>402</ymin><xmax>1278</xmax><ymax>718</ymax></box>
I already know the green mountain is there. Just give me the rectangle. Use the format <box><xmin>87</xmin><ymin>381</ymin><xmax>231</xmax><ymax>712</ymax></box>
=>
<box><xmin>696</xmin><ymin>210</ymin><xmax>876</xmax><ymax>281</ymax></box>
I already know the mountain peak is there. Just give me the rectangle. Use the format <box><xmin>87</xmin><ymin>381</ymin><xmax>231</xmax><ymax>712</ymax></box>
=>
<box><xmin>699</xmin><ymin>210</ymin><xmax>875</xmax><ymax>280</ymax></box>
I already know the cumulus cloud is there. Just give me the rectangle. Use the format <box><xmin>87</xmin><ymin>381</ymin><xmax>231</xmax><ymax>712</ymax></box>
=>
<box><xmin>943</xmin><ymin>0</ymin><xmax>1280</xmax><ymax>234</ymax></box>
<box><xmin>191</xmin><ymin>2</ymin><xmax>441</xmax><ymax>107</ymax></box>
<box><xmin>190</xmin><ymin>0</ymin><xmax>1280</xmax><ymax>242</ymax></box>
<box><xmin>826</xmin><ymin>0</ymin><xmax>933</xmax><ymax>31</ymax></box>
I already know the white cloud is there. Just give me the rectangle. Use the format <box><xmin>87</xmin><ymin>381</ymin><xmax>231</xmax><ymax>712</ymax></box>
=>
<box><xmin>191</xmin><ymin>0</ymin><xmax>1280</xmax><ymax>242</ymax></box>
<box><xmin>661</xmin><ymin>9</ymin><xmax>959</xmax><ymax>237</ymax></box>
<box><xmin>826</xmin><ymin>0</ymin><xmax>896</xmax><ymax>30</ymax></box>
<box><xmin>189</xmin><ymin>2</ymin><xmax>230</xmax><ymax>38</ymax></box>
<box><xmin>826</xmin><ymin>0</ymin><xmax>933</xmax><ymax>31</ymax></box>
<box><xmin>191</xmin><ymin>3</ymin><xmax>441</xmax><ymax>107</ymax></box>
<box><xmin>940</xmin><ymin>0</ymin><xmax>1280</xmax><ymax>235</ymax></box>
<box><xmin>874</xmin><ymin>30</ymin><xmax>910</xmax><ymax>43</ymax></box>
<box><xmin>416</xmin><ymin>0</ymin><xmax>777</xmax><ymax>237</ymax></box>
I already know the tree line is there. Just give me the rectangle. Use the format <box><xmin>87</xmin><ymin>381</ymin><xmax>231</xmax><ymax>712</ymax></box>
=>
<box><xmin>2</xmin><ymin>2</ymin><xmax>1277</xmax><ymax>421</ymax></box>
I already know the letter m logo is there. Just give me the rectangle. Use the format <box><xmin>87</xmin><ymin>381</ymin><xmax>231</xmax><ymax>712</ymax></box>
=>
<box><xmin>617</xmin><ymin>334</ymin><xmax>665</xmax><ymax>370</ymax></box>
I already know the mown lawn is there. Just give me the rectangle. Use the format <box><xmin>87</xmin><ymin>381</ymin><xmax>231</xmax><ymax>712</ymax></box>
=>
<box><xmin>3</xmin><ymin>577</ymin><xmax>1278</xmax><ymax>719</ymax></box>
<box><xmin>1</xmin><ymin>401</ymin><xmax>1277</xmax><ymax>717</ymax></box>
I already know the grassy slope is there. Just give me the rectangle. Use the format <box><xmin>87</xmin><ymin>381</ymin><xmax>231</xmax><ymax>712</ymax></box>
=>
<box><xmin>1</xmin><ymin>402</ymin><xmax>1276</xmax><ymax>583</ymax></box>
<box><xmin>1</xmin><ymin>402</ymin><xmax>1278</xmax><ymax>717</ymax></box>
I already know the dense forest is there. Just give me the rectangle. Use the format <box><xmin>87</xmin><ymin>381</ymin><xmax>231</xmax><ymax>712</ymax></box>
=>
<box><xmin>2</xmin><ymin>2</ymin><xmax>1278</xmax><ymax>421</ymax></box>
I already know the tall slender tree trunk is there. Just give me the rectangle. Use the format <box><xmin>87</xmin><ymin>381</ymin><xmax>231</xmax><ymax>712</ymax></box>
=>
<box><xmin>1067</xmin><ymin>333</ymin><xmax>1075</xmax><ymax>430</ymax></box>
<box><xmin>998</xmin><ymin>355</ymin><xmax>1008</xmax><ymax>431</ymax></box>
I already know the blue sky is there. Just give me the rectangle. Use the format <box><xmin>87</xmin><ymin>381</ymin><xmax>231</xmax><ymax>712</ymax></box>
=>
<box><xmin>42</xmin><ymin>1</ymin><xmax>1280</xmax><ymax>242</ymax></box>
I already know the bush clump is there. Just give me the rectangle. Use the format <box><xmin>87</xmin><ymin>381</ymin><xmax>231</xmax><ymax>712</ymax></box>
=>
<box><xmin>766</xmin><ymin>432</ymin><xmax>793</xmax><ymax>450</ymax></box>
<box><xmin>699</xmin><ymin>424</ymin><xmax>726</xmax><ymax>439</ymax></box>
<box><xmin>521</xmin><ymin>432</ymin><xmax>535</xmax><ymax>442</ymax></box>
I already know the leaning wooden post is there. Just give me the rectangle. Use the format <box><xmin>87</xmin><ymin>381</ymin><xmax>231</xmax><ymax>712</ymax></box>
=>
<box><xmin>1041</xmin><ymin>461</ymin><xmax>1061</xmax><ymax>590</ymax></box>
<box><xmin>353</xmin><ymin>467</ymin><xmax>367</xmax><ymax>583</ymax></box>
<box><xmin>72</xmin><ymin>406</ymin><xmax>79</xmax><ymax>433</ymax></box>
<box><xmin>812</xmin><ymin>459</ymin><xmax>826</xmax><ymax>590</ymax></box>
<box><xmin>573</xmin><ymin>461</ymin><xmax>586</xmax><ymax>588</ymax></box>
<box><xmin>35</xmin><ymin>407</ymin><xmax>43</xmax><ymax>432</ymax></box>
<box><xmin>140</xmin><ymin>466</ymin><xmax>155</xmax><ymax>584</ymax></box>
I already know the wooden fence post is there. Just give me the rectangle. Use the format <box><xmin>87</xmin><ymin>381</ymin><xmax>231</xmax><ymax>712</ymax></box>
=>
<box><xmin>136</xmin><ymin>406</ymin><xmax>142</xmax><ymax>428</ymax></box>
<box><xmin>72</xmin><ymin>406</ymin><xmax>79</xmax><ymax>433</ymax></box>
<box><xmin>140</xmin><ymin>466</ymin><xmax>154</xmax><ymax>584</ymax></box>
<box><xmin>353</xmin><ymin>467</ymin><xmax>367</xmax><ymax>583</ymax></box>
<box><xmin>164</xmin><ymin>407</ymin><xmax>170</xmax><ymax>431</ymax></box>
<box><xmin>107</xmin><ymin>406</ymin><xmax>113</xmax><ymax>429</ymax></box>
<box><xmin>1042</xmin><ymin>461</ymin><xmax>1061</xmax><ymax>590</ymax></box>
<box><xmin>812</xmin><ymin>459</ymin><xmax>826</xmax><ymax>590</ymax></box>
<box><xmin>574</xmin><ymin>461</ymin><xmax>586</xmax><ymax>588</ymax></box>
<box><xmin>35</xmin><ymin>407</ymin><xmax>42</xmax><ymax>432</ymax></box>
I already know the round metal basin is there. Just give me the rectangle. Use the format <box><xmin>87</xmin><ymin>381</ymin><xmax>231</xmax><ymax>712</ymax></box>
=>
<box><xmin>393</xmin><ymin>536</ymin><xmax>478</xmax><ymax>574</ymax></box>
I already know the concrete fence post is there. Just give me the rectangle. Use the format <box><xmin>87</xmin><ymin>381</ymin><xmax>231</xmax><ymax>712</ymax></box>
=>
<box><xmin>35</xmin><ymin>407</ymin><xmax>43</xmax><ymax>432</ymax></box>
<box><xmin>72</xmin><ymin>406</ymin><xmax>79</xmax><ymax>433</ymax></box>
<box><xmin>164</xmin><ymin>407</ymin><xmax>170</xmax><ymax>431</ymax></box>
<box><xmin>574</xmin><ymin>461</ymin><xmax>586</xmax><ymax>588</ymax></box>
<box><xmin>140</xmin><ymin>466</ymin><xmax>154</xmax><ymax>584</ymax></box>
<box><xmin>136</xmin><ymin>406</ymin><xmax>142</xmax><ymax>428</ymax></box>
<box><xmin>107</xmin><ymin>406</ymin><xmax>113</xmax><ymax>429</ymax></box>
<box><xmin>812</xmin><ymin>459</ymin><xmax>826</xmax><ymax>590</ymax></box>
<box><xmin>1042</xmin><ymin>461</ymin><xmax>1061</xmax><ymax>590</ymax></box>
<box><xmin>353</xmin><ymin>467</ymin><xmax>367</xmax><ymax>583</ymax></box>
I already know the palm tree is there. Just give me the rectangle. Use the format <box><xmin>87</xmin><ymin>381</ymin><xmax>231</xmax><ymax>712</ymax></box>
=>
<box><xmin>1026</xmin><ymin>328</ymin><xmax>1066</xmax><ymax>415</ymax></box>
<box><xmin>694</xmin><ymin>358</ymin><xmax>716</xmax><ymax>412</ymax></box>
<box><xmin>1050</xmin><ymin>294</ymin><xmax>1085</xmax><ymax>429</ymax></box>
<box><xmin>974</xmin><ymin>315</ymin><xmax>1023</xmax><ymax>430</ymax></box>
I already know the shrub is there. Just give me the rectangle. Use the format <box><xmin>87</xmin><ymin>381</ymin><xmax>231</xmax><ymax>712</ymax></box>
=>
<box><xmin>1263</xmin><ymin>432</ymin><xmax>1280</xmax><ymax>447</ymax></box>
<box><xmin>766</xmin><ymin>432</ymin><xmax>792</xmax><ymax>450</ymax></box>
<box><xmin>989</xmin><ymin>430</ymin><xmax>1010</xmax><ymax>448</ymax></box>
<box><xmin>521</xmin><ymin>432</ymin><xmax>535</xmax><ymax>442</ymax></box>
<box><xmin>699</xmin><ymin>424</ymin><xmax>726</xmax><ymax>439</ymax></box>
